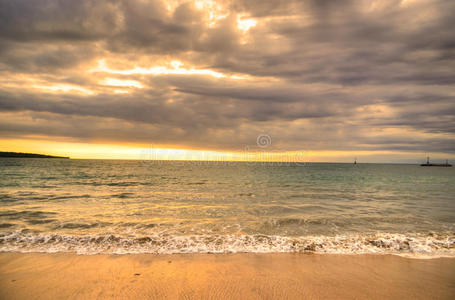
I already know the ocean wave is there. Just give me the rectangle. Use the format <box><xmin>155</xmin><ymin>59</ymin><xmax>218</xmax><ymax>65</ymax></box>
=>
<box><xmin>0</xmin><ymin>231</ymin><xmax>453</xmax><ymax>257</ymax></box>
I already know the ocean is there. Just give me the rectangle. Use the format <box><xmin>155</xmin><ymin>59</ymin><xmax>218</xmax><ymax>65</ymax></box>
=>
<box><xmin>0</xmin><ymin>158</ymin><xmax>454</xmax><ymax>257</ymax></box>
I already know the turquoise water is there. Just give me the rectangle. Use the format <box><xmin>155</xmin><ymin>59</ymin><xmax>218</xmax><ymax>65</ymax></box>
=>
<box><xmin>0</xmin><ymin>159</ymin><xmax>454</xmax><ymax>256</ymax></box>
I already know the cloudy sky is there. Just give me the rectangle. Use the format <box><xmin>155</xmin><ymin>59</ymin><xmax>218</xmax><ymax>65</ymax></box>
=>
<box><xmin>0</xmin><ymin>0</ymin><xmax>454</xmax><ymax>162</ymax></box>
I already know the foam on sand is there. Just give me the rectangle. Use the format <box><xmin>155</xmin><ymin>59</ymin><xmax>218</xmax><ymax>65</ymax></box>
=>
<box><xmin>1</xmin><ymin>231</ymin><xmax>453</xmax><ymax>257</ymax></box>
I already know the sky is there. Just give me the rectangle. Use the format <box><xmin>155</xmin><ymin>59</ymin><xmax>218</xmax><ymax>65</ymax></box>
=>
<box><xmin>0</xmin><ymin>0</ymin><xmax>454</xmax><ymax>162</ymax></box>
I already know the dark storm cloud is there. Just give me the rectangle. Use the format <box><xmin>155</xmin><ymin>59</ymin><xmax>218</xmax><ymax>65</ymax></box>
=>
<box><xmin>0</xmin><ymin>0</ymin><xmax>118</xmax><ymax>41</ymax></box>
<box><xmin>220</xmin><ymin>0</ymin><xmax>455</xmax><ymax>85</ymax></box>
<box><xmin>0</xmin><ymin>76</ymin><xmax>342</xmax><ymax>126</ymax></box>
<box><xmin>0</xmin><ymin>0</ymin><xmax>454</xmax><ymax>156</ymax></box>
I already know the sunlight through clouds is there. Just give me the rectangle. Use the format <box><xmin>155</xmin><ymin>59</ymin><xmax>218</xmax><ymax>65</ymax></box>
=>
<box><xmin>102</xmin><ymin>78</ymin><xmax>143</xmax><ymax>89</ymax></box>
<box><xmin>237</xmin><ymin>14</ymin><xmax>257</xmax><ymax>33</ymax></box>
<box><xmin>91</xmin><ymin>59</ymin><xmax>247</xmax><ymax>79</ymax></box>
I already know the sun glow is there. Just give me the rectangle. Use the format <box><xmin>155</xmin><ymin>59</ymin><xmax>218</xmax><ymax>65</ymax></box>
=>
<box><xmin>2</xmin><ymin>138</ymin><xmax>445</xmax><ymax>163</ymax></box>
<box><xmin>1</xmin><ymin>139</ymin><xmax>307</xmax><ymax>161</ymax></box>
<box><xmin>91</xmin><ymin>59</ymin><xmax>247</xmax><ymax>79</ymax></box>
<box><xmin>102</xmin><ymin>78</ymin><xmax>143</xmax><ymax>88</ymax></box>
<box><xmin>237</xmin><ymin>15</ymin><xmax>257</xmax><ymax>33</ymax></box>
<box><xmin>194</xmin><ymin>0</ymin><xmax>228</xmax><ymax>27</ymax></box>
<box><xmin>31</xmin><ymin>84</ymin><xmax>95</xmax><ymax>95</ymax></box>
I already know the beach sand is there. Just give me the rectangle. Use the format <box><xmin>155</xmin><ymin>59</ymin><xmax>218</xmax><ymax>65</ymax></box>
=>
<box><xmin>0</xmin><ymin>253</ymin><xmax>454</xmax><ymax>299</ymax></box>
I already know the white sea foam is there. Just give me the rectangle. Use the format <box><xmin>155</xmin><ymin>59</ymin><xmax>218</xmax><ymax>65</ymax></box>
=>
<box><xmin>0</xmin><ymin>231</ymin><xmax>453</xmax><ymax>258</ymax></box>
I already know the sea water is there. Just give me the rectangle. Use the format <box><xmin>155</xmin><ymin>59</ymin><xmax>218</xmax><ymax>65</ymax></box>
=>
<box><xmin>0</xmin><ymin>159</ymin><xmax>454</xmax><ymax>257</ymax></box>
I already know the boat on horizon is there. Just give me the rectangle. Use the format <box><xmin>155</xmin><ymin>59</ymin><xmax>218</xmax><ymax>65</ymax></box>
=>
<box><xmin>420</xmin><ymin>157</ymin><xmax>452</xmax><ymax>167</ymax></box>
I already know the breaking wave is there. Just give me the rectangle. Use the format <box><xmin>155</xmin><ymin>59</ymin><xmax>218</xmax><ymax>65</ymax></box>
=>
<box><xmin>0</xmin><ymin>231</ymin><xmax>453</xmax><ymax>258</ymax></box>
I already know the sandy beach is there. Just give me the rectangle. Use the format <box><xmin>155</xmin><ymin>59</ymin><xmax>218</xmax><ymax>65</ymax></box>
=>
<box><xmin>0</xmin><ymin>253</ymin><xmax>454</xmax><ymax>299</ymax></box>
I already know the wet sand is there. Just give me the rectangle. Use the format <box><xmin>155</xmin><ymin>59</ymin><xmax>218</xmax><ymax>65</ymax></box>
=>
<box><xmin>0</xmin><ymin>253</ymin><xmax>454</xmax><ymax>299</ymax></box>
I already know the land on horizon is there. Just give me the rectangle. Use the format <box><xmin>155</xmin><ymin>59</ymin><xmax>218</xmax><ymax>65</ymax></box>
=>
<box><xmin>0</xmin><ymin>151</ymin><xmax>69</xmax><ymax>159</ymax></box>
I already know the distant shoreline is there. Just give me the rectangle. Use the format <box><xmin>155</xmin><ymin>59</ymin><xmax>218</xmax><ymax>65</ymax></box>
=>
<box><xmin>0</xmin><ymin>152</ymin><xmax>69</xmax><ymax>159</ymax></box>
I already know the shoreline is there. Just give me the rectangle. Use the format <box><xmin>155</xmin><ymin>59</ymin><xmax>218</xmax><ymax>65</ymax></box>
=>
<box><xmin>0</xmin><ymin>250</ymin><xmax>454</xmax><ymax>260</ymax></box>
<box><xmin>1</xmin><ymin>253</ymin><xmax>454</xmax><ymax>299</ymax></box>
<box><xmin>2</xmin><ymin>231</ymin><xmax>453</xmax><ymax>256</ymax></box>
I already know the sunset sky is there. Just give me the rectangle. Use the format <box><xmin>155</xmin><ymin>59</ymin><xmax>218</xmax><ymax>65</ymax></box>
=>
<box><xmin>0</xmin><ymin>0</ymin><xmax>454</xmax><ymax>162</ymax></box>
